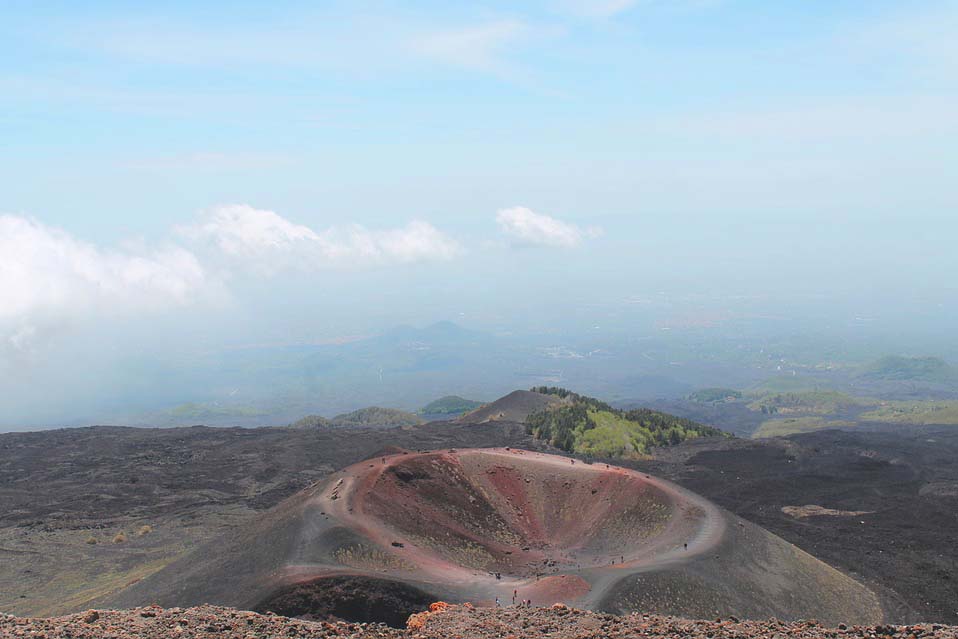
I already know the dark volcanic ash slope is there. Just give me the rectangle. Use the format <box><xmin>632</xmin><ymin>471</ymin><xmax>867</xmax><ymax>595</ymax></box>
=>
<box><xmin>634</xmin><ymin>427</ymin><xmax>958</xmax><ymax>624</ymax></box>
<box><xmin>458</xmin><ymin>390</ymin><xmax>562</xmax><ymax>423</ymax></box>
<box><xmin>4</xmin><ymin>417</ymin><xmax>957</xmax><ymax>624</ymax></box>
<box><xmin>100</xmin><ymin>449</ymin><xmax>882</xmax><ymax>626</ymax></box>
<box><xmin>0</xmin><ymin>419</ymin><xmax>543</xmax><ymax>617</ymax></box>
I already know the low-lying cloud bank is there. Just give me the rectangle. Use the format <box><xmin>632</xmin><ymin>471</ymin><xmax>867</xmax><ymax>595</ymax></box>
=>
<box><xmin>1</xmin><ymin>204</ymin><xmax>592</xmax><ymax>353</ymax></box>
<box><xmin>0</xmin><ymin>214</ymin><xmax>209</xmax><ymax>354</ymax></box>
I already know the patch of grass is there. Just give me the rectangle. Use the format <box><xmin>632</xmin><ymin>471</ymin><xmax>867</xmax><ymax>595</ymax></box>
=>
<box><xmin>29</xmin><ymin>557</ymin><xmax>178</xmax><ymax>617</ymax></box>
<box><xmin>112</xmin><ymin>531</ymin><xmax>127</xmax><ymax>544</ymax></box>
<box><xmin>752</xmin><ymin>417</ymin><xmax>856</xmax><ymax>438</ymax></box>
<box><xmin>577</xmin><ymin>410</ymin><xmax>648</xmax><ymax>458</ymax></box>
<box><xmin>860</xmin><ymin>401</ymin><xmax>958</xmax><ymax>425</ymax></box>
<box><xmin>136</xmin><ymin>525</ymin><xmax>153</xmax><ymax>537</ymax></box>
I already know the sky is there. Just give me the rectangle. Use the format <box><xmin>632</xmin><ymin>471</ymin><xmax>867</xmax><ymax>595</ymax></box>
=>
<box><xmin>1</xmin><ymin>1</ymin><xmax>957</xmax><ymax>425</ymax></box>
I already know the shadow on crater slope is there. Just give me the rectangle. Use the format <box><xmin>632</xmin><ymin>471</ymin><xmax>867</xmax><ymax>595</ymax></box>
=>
<box><xmin>101</xmin><ymin>448</ymin><xmax>883</xmax><ymax>626</ymax></box>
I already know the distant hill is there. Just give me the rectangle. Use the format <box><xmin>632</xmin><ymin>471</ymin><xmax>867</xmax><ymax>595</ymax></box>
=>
<box><xmin>328</xmin><ymin>406</ymin><xmax>424</xmax><ymax>428</ymax></box>
<box><xmin>748</xmin><ymin>376</ymin><xmax>826</xmax><ymax>394</ymax></box>
<box><xmin>746</xmin><ymin>390</ymin><xmax>868</xmax><ymax>416</ymax></box>
<box><xmin>860</xmin><ymin>400</ymin><xmax>958</xmax><ymax>425</ymax></box>
<box><xmin>289</xmin><ymin>407</ymin><xmax>424</xmax><ymax>429</ymax></box>
<box><xmin>526</xmin><ymin>387</ymin><xmax>728</xmax><ymax>458</ymax></box>
<box><xmin>860</xmin><ymin>356</ymin><xmax>954</xmax><ymax>381</ymax></box>
<box><xmin>162</xmin><ymin>403</ymin><xmax>266</xmax><ymax>422</ymax></box>
<box><xmin>288</xmin><ymin>414</ymin><xmax>331</xmax><ymax>429</ymax></box>
<box><xmin>419</xmin><ymin>395</ymin><xmax>485</xmax><ymax>416</ymax></box>
<box><xmin>458</xmin><ymin>390</ymin><xmax>563</xmax><ymax>424</ymax></box>
<box><xmin>687</xmin><ymin>388</ymin><xmax>742</xmax><ymax>403</ymax></box>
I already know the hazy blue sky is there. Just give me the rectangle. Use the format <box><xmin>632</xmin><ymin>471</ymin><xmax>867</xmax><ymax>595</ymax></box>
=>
<box><xmin>1</xmin><ymin>1</ymin><xmax>956</xmax><ymax>425</ymax></box>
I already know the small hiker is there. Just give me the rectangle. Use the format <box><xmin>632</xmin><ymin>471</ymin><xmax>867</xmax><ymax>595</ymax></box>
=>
<box><xmin>495</xmin><ymin>597</ymin><xmax>500</xmax><ymax>607</ymax></box>
<box><xmin>512</xmin><ymin>589</ymin><xmax>517</xmax><ymax>605</ymax></box>
<box><xmin>683</xmin><ymin>542</ymin><xmax>688</xmax><ymax>550</ymax></box>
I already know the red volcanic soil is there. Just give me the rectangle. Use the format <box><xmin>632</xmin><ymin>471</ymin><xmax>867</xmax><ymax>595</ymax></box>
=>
<box><xmin>0</xmin><ymin>605</ymin><xmax>388</xmax><ymax>639</ymax></box>
<box><xmin>6</xmin><ymin>604</ymin><xmax>957</xmax><ymax>639</ymax></box>
<box><xmin>412</xmin><ymin>604</ymin><xmax>958</xmax><ymax>639</ymax></box>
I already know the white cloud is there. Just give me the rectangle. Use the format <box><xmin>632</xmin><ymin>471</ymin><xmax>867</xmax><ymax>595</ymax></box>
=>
<box><xmin>179</xmin><ymin>204</ymin><xmax>321</xmax><ymax>258</ymax></box>
<box><xmin>359</xmin><ymin>220</ymin><xmax>462</xmax><ymax>263</ymax></box>
<box><xmin>0</xmin><ymin>214</ymin><xmax>208</xmax><ymax>352</ymax></box>
<box><xmin>182</xmin><ymin>204</ymin><xmax>461</xmax><ymax>269</ymax></box>
<box><xmin>709</xmin><ymin>97</ymin><xmax>954</xmax><ymax>139</ymax></box>
<box><xmin>1</xmin><ymin>205</ymin><xmax>462</xmax><ymax>354</ymax></box>
<box><xmin>848</xmin><ymin>5</ymin><xmax>958</xmax><ymax>83</ymax></box>
<box><xmin>496</xmin><ymin>206</ymin><xmax>600</xmax><ymax>248</ymax></box>
<box><xmin>59</xmin><ymin>13</ymin><xmax>533</xmax><ymax>79</ymax></box>
<box><xmin>555</xmin><ymin>0</ymin><xmax>721</xmax><ymax>19</ymax></box>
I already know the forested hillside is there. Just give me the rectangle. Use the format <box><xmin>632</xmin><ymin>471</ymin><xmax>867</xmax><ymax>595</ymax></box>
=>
<box><xmin>526</xmin><ymin>387</ymin><xmax>727</xmax><ymax>458</ymax></box>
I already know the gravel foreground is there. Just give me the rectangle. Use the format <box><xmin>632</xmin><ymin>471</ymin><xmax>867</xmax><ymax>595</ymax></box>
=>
<box><xmin>3</xmin><ymin>603</ymin><xmax>957</xmax><ymax>639</ymax></box>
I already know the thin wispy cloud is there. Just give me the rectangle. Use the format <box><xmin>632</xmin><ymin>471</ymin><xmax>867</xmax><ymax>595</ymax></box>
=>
<box><xmin>50</xmin><ymin>12</ymin><xmax>536</xmax><ymax>79</ymax></box>
<box><xmin>846</xmin><ymin>3</ymin><xmax>958</xmax><ymax>84</ymax></box>
<box><xmin>555</xmin><ymin>0</ymin><xmax>721</xmax><ymax>19</ymax></box>
<box><xmin>123</xmin><ymin>152</ymin><xmax>293</xmax><ymax>172</ymax></box>
<box><xmin>556</xmin><ymin>0</ymin><xmax>640</xmax><ymax>18</ymax></box>
<box><xmin>409</xmin><ymin>20</ymin><xmax>529</xmax><ymax>74</ymax></box>
<box><xmin>57</xmin><ymin>16</ymin><xmax>403</xmax><ymax>71</ymax></box>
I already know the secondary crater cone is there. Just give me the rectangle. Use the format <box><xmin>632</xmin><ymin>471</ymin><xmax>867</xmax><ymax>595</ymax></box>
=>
<box><xmin>100</xmin><ymin>448</ymin><xmax>884</xmax><ymax>626</ymax></box>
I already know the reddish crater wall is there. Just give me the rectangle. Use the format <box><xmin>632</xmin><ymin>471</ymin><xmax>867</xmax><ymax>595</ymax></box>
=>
<box><xmin>359</xmin><ymin>449</ymin><xmax>685</xmax><ymax>576</ymax></box>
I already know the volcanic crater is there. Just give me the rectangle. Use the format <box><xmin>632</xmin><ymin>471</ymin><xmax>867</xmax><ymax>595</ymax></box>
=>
<box><xmin>355</xmin><ymin>449</ymin><xmax>706</xmax><ymax>578</ymax></box>
<box><xmin>101</xmin><ymin>449</ymin><xmax>884</xmax><ymax>626</ymax></box>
